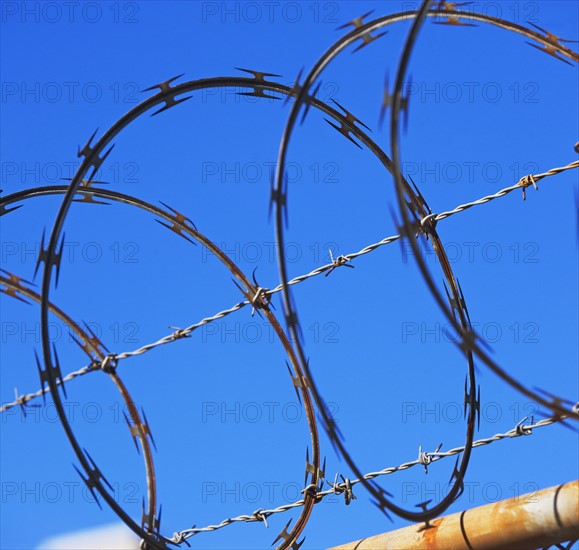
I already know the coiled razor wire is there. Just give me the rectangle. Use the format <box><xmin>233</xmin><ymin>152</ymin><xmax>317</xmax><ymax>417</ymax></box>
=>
<box><xmin>1</xmin><ymin>157</ymin><xmax>576</xmax><ymax>414</ymax></box>
<box><xmin>0</xmin><ymin>4</ymin><xmax>578</xmax><ymax>549</ymax></box>
<box><xmin>268</xmin><ymin>0</ymin><xmax>578</xmax><ymax>531</ymax></box>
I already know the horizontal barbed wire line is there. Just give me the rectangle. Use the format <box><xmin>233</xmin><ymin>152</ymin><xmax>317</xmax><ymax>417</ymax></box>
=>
<box><xmin>170</xmin><ymin>412</ymin><xmax>573</xmax><ymax>543</ymax></box>
<box><xmin>2</xmin><ymin>161</ymin><xmax>577</xmax><ymax>414</ymax></box>
<box><xmin>111</xmin><ymin>158</ymin><xmax>579</xmax><ymax>360</ymax></box>
<box><xmin>435</xmin><ymin>160</ymin><xmax>579</xmax><ymax>221</ymax></box>
<box><xmin>0</xmin><ymin>364</ymin><xmax>96</xmax><ymax>413</ymax></box>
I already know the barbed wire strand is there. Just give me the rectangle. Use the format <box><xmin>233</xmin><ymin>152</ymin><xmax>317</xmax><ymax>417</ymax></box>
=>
<box><xmin>2</xmin><ymin>160</ymin><xmax>577</xmax><ymax>415</ymax></box>
<box><xmin>435</xmin><ymin>161</ymin><xmax>579</xmax><ymax>221</ymax></box>
<box><xmin>170</xmin><ymin>412</ymin><xmax>571</xmax><ymax>542</ymax></box>
<box><xmin>108</xmin><ymin>159</ymin><xmax>579</xmax><ymax>362</ymax></box>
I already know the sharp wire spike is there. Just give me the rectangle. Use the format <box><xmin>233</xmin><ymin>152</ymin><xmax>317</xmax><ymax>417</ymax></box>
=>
<box><xmin>151</xmin><ymin>95</ymin><xmax>192</xmax><ymax>116</ymax></box>
<box><xmin>324</xmin><ymin>119</ymin><xmax>363</xmax><ymax>149</ymax></box>
<box><xmin>525</xmin><ymin>42</ymin><xmax>573</xmax><ymax>65</ymax></box>
<box><xmin>286</xmin><ymin>361</ymin><xmax>303</xmax><ymax>404</ymax></box>
<box><xmin>123</xmin><ymin>411</ymin><xmax>141</xmax><ymax>454</ymax></box>
<box><xmin>300</xmin><ymin>81</ymin><xmax>321</xmax><ymax>125</ymax></box>
<box><xmin>235</xmin><ymin>67</ymin><xmax>282</xmax><ymax>99</ymax></box>
<box><xmin>78</xmin><ymin>128</ymin><xmax>99</xmax><ymax>158</ymax></box>
<box><xmin>524</xmin><ymin>22</ymin><xmax>577</xmax><ymax>66</ymax></box>
<box><xmin>142</xmin><ymin>74</ymin><xmax>186</xmax><ymax>93</ymax></box>
<box><xmin>142</xmin><ymin>74</ymin><xmax>191</xmax><ymax>115</ymax></box>
<box><xmin>335</xmin><ymin>10</ymin><xmax>387</xmax><ymax>52</ymax></box>
<box><xmin>73</xmin><ymin>464</ymin><xmax>102</xmax><ymax>509</ymax></box>
<box><xmin>156</xmin><ymin>201</ymin><xmax>197</xmax><ymax>244</ymax></box>
<box><xmin>0</xmin><ymin>202</ymin><xmax>22</xmax><ymax>216</ymax></box>
<box><xmin>432</xmin><ymin>2</ymin><xmax>477</xmax><ymax>27</ymax></box>
<box><xmin>336</xmin><ymin>10</ymin><xmax>375</xmax><ymax>31</ymax></box>
<box><xmin>141</xmin><ymin>407</ymin><xmax>157</xmax><ymax>452</ymax></box>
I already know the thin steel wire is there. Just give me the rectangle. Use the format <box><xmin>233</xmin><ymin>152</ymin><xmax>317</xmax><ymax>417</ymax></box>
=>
<box><xmin>3</xmin><ymin>159</ymin><xmax>576</xmax><ymax>414</ymax></box>
<box><xmin>1</xmin><ymin>4</ymin><xmax>577</xmax><ymax>547</ymax></box>
<box><xmin>170</xmin><ymin>412</ymin><xmax>571</xmax><ymax>542</ymax></box>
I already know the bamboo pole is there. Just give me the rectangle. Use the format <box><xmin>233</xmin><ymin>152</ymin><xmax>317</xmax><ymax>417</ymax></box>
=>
<box><xmin>329</xmin><ymin>480</ymin><xmax>579</xmax><ymax>549</ymax></box>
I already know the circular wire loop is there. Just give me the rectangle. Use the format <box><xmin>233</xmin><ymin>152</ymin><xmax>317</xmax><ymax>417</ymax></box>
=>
<box><xmin>9</xmin><ymin>8</ymin><xmax>576</xmax><ymax>547</ymax></box>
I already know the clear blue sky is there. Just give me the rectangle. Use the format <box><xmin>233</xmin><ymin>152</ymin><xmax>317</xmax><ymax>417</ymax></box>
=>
<box><xmin>1</xmin><ymin>1</ymin><xmax>578</xmax><ymax>549</ymax></box>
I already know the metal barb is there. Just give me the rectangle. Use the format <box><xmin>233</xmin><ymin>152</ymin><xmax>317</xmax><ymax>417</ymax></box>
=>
<box><xmin>336</xmin><ymin>10</ymin><xmax>374</xmax><ymax>31</ymax></box>
<box><xmin>325</xmin><ymin>248</ymin><xmax>355</xmax><ymax>277</ymax></box>
<box><xmin>123</xmin><ymin>411</ymin><xmax>141</xmax><ymax>454</ymax></box>
<box><xmin>77</xmin><ymin>129</ymin><xmax>115</xmax><ymax>179</ymax></box>
<box><xmin>0</xmin><ymin>189</ymin><xmax>22</xmax><ymax>216</ymax></box>
<box><xmin>463</xmin><ymin>378</ymin><xmax>480</xmax><ymax>429</ymax></box>
<box><xmin>142</xmin><ymin>74</ymin><xmax>191</xmax><ymax>116</ymax></box>
<box><xmin>64</xmin><ymin>177</ymin><xmax>110</xmax><ymax>205</ymax></box>
<box><xmin>77</xmin><ymin>128</ymin><xmax>99</xmax><ymax>158</ymax></box>
<box><xmin>141</xmin><ymin>407</ymin><xmax>158</xmax><ymax>452</ymax></box>
<box><xmin>333</xmin><ymin>474</ymin><xmax>357</xmax><ymax>505</ymax></box>
<box><xmin>72</xmin><ymin>449</ymin><xmax>114</xmax><ymax>510</ymax></box>
<box><xmin>252</xmin><ymin>509</ymin><xmax>270</xmax><ymax>529</ymax></box>
<box><xmin>272</xmin><ymin>519</ymin><xmax>292</xmax><ymax>548</ymax></box>
<box><xmin>64</xmin><ymin>177</ymin><xmax>109</xmax><ymax>187</ymax></box>
<box><xmin>34</xmin><ymin>229</ymin><xmax>65</xmax><ymax>288</ymax></box>
<box><xmin>284</xmin><ymin>68</ymin><xmax>322</xmax><ymax>125</ymax></box>
<box><xmin>324</xmin><ymin>118</ymin><xmax>363</xmax><ymax>148</ymax></box>
<box><xmin>73</xmin><ymin>463</ymin><xmax>102</xmax><ymax>509</ymax></box>
<box><xmin>156</xmin><ymin>201</ymin><xmax>197</xmax><ymax>245</ymax></box>
<box><xmin>235</xmin><ymin>67</ymin><xmax>282</xmax><ymax>81</ymax></box>
<box><xmin>379</xmin><ymin>72</ymin><xmax>411</xmax><ymax>131</ymax></box>
<box><xmin>35</xmin><ymin>347</ymin><xmax>66</xmax><ymax>402</ymax></box>
<box><xmin>432</xmin><ymin>2</ymin><xmax>477</xmax><ymax>27</ymax></box>
<box><xmin>0</xmin><ymin>202</ymin><xmax>22</xmax><ymax>216</ymax></box>
<box><xmin>236</xmin><ymin>67</ymin><xmax>282</xmax><ymax>100</ymax></box>
<box><xmin>515</xmin><ymin>416</ymin><xmax>534</xmax><ymax>436</ymax></box>
<box><xmin>525</xmin><ymin>41</ymin><xmax>575</xmax><ymax>66</ymax></box>
<box><xmin>416</xmin><ymin>500</ymin><xmax>433</xmax><ymax>514</ymax></box>
<box><xmin>72</xmin><ymin>322</ymin><xmax>110</xmax><ymax>361</ymax></box>
<box><xmin>285</xmin><ymin>68</ymin><xmax>304</xmax><ymax>106</ymax></box>
<box><xmin>529</xmin><ymin>22</ymin><xmax>579</xmax><ymax>45</ymax></box>
<box><xmin>272</xmin><ymin>517</ymin><xmax>305</xmax><ymax>550</ymax></box>
<box><xmin>336</xmin><ymin>10</ymin><xmax>387</xmax><ymax>52</ymax></box>
<box><xmin>417</xmin><ymin>443</ymin><xmax>442</xmax><ymax>474</ymax></box>
<box><xmin>232</xmin><ymin>276</ymin><xmax>270</xmax><ymax>317</ymax></box>
<box><xmin>286</xmin><ymin>361</ymin><xmax>304</xmax><ymax>404</ymax></box>
<box><xmin>268</xmin><ymin>171</ymin><xmax>289</xmax><ymax>226</ymax></box>
<box><xmin>304</xmin><ymin>447</ymin><xmax>314</xmax><ymax>486</ymax></box>
<box><xmin>432</xmin><ymin>1</ymin><xmax>474</xmax><ymax>9</ymax></box>
<box><xmin>518</xmin><ymin>173</ymin><xmax>539</xmax><ymax>201</ymax></box>
<box><xmin>142</xmin><ymin>74</ymin><xmax>186</xmax><ymax>94</ymax></box>
<box><xmin>0</xmin><ymin>269</ymin><xmax>34</xmax><ymax>304</ymax></box>
<box><xmin>151</xmin><ymin>94</ymin><xmax>192</xmax><ymax>116</ymax></box>
<box><xmin>13</xmin><ymin>387</ymin><xmax>40</xmax><ymax>417</ymax></box>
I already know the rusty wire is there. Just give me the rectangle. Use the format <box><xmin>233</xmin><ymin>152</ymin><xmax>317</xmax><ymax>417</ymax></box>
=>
<box><xmin>268</xmin><ymin>0</ymin><xmax>579</xmax><ymax>530</ymax></box>
<box><xmin>1</xmin><ymin>3</ymin><xmax>578</xmax><ymax>549</ymax></box>
<box><xmin>2</xmin><ymin>183</ymin><xmax>324</xmax><ymax>549</ymax></box>
<box><xmin>168</xmin><ymin>411</ymin><xmax>573</xmax><ymax>543</ymax></box>
<box><xmin>0</xmin><ymin>269</ymin><xmax>159</xmax><ymax>536</ymax></box>
<box><xmin>2</xmin><ymin>157</ymin><xmax>577</xmax><ymax>415</ymax></box>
